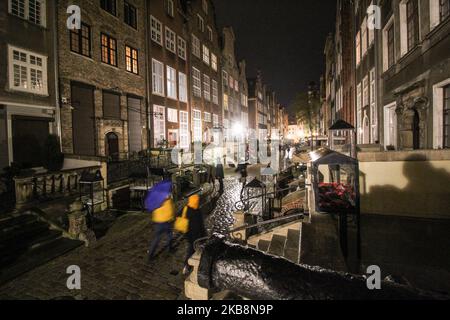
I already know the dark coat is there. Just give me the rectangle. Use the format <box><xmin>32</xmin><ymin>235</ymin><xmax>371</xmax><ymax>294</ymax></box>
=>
<box><xmin>186</xmin><ymin>207</ymin><xmax>206</xmax><ymax>242</ymax></box>
<box><xmin>215</xmin><ymin>164</ymin><xmax>225</xmax><ymax>179</ymax></box>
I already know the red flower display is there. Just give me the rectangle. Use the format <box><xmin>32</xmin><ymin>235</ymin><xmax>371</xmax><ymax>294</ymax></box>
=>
<box><xmin>318</xmin><ymin>182</ymin><xmax>356</xmax><ymax>213</ymax></box>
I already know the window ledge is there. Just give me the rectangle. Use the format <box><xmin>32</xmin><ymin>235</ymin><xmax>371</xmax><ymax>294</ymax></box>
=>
<box><xmin>7</xmin><ymin>87</ymin><xmax>49</xmax><ymax>97</ymax></box>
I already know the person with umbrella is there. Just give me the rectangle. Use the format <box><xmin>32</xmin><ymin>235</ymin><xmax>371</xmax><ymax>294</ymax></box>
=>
<box><xmin>145</xmin><ymin>180</ymin><xmax>175</xmax><ymax>263</ymax></box>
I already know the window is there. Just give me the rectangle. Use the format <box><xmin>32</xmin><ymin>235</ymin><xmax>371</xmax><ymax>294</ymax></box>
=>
<box><xmin>444</xmin><ymin>85</ymin><xmax>450</xmax><ymax>148</ymax></box>
<box><xmin>192</xmin><ymin>35</ymin><xmax>201</xmax><ymax>58</ymax></box>
<box><xmin>70</xmin><ymin>23</ymin><xmax>91</xmax><ymax>57</ymax></box>
<box><xmin>150</xmin><ymin>16</ymin><xmax>163</xmax><ymax>45</ymax></box>
<box><xmin>178</xmin><ymin>37</ymin><xmax>186</xmax><ymax>60</ymax></box>
<box><xmin>153</xmin><ymin>105</ymin><xmax>166</xmax><ymax>146</ymax></box>
<box><xmin>212</xmin><ymin>80</ymin><xmax>218</xmax><ymax>104</ymax></box>
<box><xmin>202</xmin><ymin>0</ymin><xmax>208</xmax><ymax>14</ymax></box>
<box><xmin>152</xmin><ymin>59</ymin><xmax>164</xmax><ymax>96</ymax></box>
<box><xmin>369</xmin><ymin>12</ymin><xmax>375</xmax><ymax>45</ymax></box>
<box><xmin>207</xmin><ymin>26</ymin><xmax>213</xmax><ymax>41</ymax></box>
<box><xmin>168</xmin><ymin>108</ymin><xmax>178</xmax><ymax>123</ymax></box>
<box><xmin>101</xmin><ymin>33</ymin><xmax>117</xmax><ymax>66</ymax></box>
<box><xmin>192</xmin><ymin>67</ymin><xmax>201</xmax><ymax>97</ymax></box>
<box><xmin>384</xmin><ymin>103</ymin><xmax>397</xmax><ymax>149</ymax></box>
<box><xmin>440</xmin><ymin>0</ymin><xmax>450</xmax><ymax>21</ymax></box>
<box><xmin>202</xmin><ymin>45</ymin><xmax>210</xmax><ymax>65</ymax></box>
<box><xmin>363</xmin><ymin>75</ymin><xmax>369</xmax><ymax>107</ymax></box>
<box><xmin>370</xmin><ymin>69</ymin><xmax>378</xmax><ymax>143</ymax></box>
<box><xmin>204</xmin><ymin>112</ymin><xmax>211</xmax><ymax>122</ymax></box>
<box><xmin>193</xmin><ymin>109</ymin><xmax>202</xmax><ymax>142</ymax></box>
<box><xmin>166</xmin><ymin>0</ymin><xmax>174</xmax><ymax>17</ymax></box>
<box><xmin>9</xmin><ymin>0</ymin><xmax>46</xmax><ymax>26</ymax></box>
<box><xmin>234</xmin><ymin>79</ymin><xmax>239</xmax><ymax>92</ymax></box>
<box><xmin>166</xmin><ymin>66</ymin><xmax>177</xmax><ymax>100</ymax></box>
<box><xmin>357</xmin><ymin>83</ymin><xmax>362</xmax><ymax>111</ymax></box>
<box><xmin>241</xmin><ymin>93</ymin><xmax>248</xmax><ymax>107</ymax></box>
<box><xmin>242</xmin><ymin>112</ymin><xmax>248</xmax><ymax>128</ymax></box>
<box><xmin>361</xmin><ymin>18</ymin><xmax>368</xmax><ymax>57</ymax></box>
<box><xmin>203</xmin><ymin>74</ymin><xmax>211</xmax><ymax>101</ymax></box>
<box><xmin>124</xmin><ymin>2</ymin><xmax>137</xmax><ymax>29</ymax></box>
<box><xmin>165</xmin><ymin>27</ymin><xmax>176</xmax><ymax>53</ymax></box>
<box><xmin>125</xmin><ymin>46</ymin><xmax>138</xmax><ymax>74</ymax></box>
<box><xmin>356</xmin><ymin>30</ymin><xmax>361</xmax><ymax>66</ymax></box>
<box><xmin>213</xmin><ymin>114</ymin><xmax>219</xmax><ymax>127</ymax></box>
<box><xmin>223</xmin><ymin>94</ymin><xmax>229</xmax><ymax>110</ymax></box>
<box><xmin>211</xmin><ymin>53</ymin><xmax>218</xmax><ymax>71</ymax></box>
<box><xmin>406</xmin><ymin>0</ymin><xmax>419</xmax><ymax>51</ymax></box>
<box><xmin>8</xmin><ymin>45</ymin><xmax>48</xmax><ymax>95</ymax></box>
<box><xmin>100</xmin><ymin>0</ymin><xmax>116</xmax><ymax>16</ymax></box>
<box><xmin>178</xmin><ymin>72</ymin><xmax>188</xmax><ymax>103</ymax></box>
<box><xmin>197</xmin><ymin>15</ymin><xmax>204</xmax><ymax>32</ymax></box>
<box><xmin>179</xmin><ymin>111</ymin><xmax>189</xmax><ymax>149</ymax></box>
<box><xmin>103</xmin><ymin>91</ymin><xmax>121</xmax><ymax>119</ymax></box>
<box><xmin>222</xmin><ymin>70</ymin><xmax>228</xmax><ymax>87</ymax></box>
<box><xmin>387</xmin><ymin>22</ymin><xmax>395</xmax><ymax>68</ymax></box>
<box><xmin>229</xmin><ymin>76</ymin><xmax>234</xmax><ymax>89</ymax></box>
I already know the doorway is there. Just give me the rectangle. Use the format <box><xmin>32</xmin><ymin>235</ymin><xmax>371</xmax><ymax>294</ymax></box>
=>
<box><xmin>105</xmin><ymin>132</ymin><xmax>119</xmax><ymax>161</ymax></box>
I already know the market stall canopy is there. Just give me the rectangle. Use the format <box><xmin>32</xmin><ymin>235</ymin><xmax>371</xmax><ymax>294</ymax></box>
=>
<box><xmin>304</xmin><ymin>148</ymin><xmax>357</xmax><ymax>166</ymax></box>
<box><xmin>329</xmin><ymin>120</ymin><xmax>355</xmax><ymax>131</ymax></box>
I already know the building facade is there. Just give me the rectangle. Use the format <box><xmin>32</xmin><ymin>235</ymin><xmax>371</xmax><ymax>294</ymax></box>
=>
<box><xmin>58</xmin><ymin>0</ymin><xmax>148</xmax><ymax>161</ymax></box>
<box><xmin>148</xmin><ymin>0</ymin><xmax>190</xmax><ymax>149</ymax></box>
<box><xmin>380</xmin><ymin>0</ymin><xmax>450</xmax><ymax>151</ymax></box>
<box><xmin>248</xmin><ymin>72</ymin><xmax>268</xmax><ymax>145</ymax></box>
<box><xmin>355</xmin><ymin>0</ymin><xmax>380</xmax><ymax>146</ymax></box>
<box><xmin>0</xmin><ymin>0</ymin><xmax>59</xmax><ymax>169</ymax></box>
<box><xmin>1</xmin><ymin>0</ymin><xmax>284</xmax><ymax>173</ymax></box>
<box><xmin>184</xmin><ymin>0</ymin><xmax>222</xmax><ymax>147</ymax></box>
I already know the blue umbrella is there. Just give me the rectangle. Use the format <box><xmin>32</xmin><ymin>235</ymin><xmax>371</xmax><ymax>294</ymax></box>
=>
<box><xmin>144</xmin><ymin>180</ymin><xmax>172</xmax><ymax>212</ymax></box>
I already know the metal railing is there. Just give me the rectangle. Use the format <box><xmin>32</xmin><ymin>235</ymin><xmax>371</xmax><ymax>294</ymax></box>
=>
<box><xmin>194</xmin><ymin>209</ymin><xmax>305</xmax><ymax>251</ymax></box>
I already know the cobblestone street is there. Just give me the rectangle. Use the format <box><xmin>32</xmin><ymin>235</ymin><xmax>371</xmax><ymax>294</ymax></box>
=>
<box><xmin>0</xmin><ymin>171</ymin><xmax>252</xmax><ymax>300</ymax></box>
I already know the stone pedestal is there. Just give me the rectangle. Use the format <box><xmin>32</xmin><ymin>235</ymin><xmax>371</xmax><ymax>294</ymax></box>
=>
<box><xmin>67</xmin><ymin>200</ymin><xmax>96</xmax><ymax>247</ymax></box>
<box><xmin>232</xmin><ymin>211</ymin><xmax>250</xmax><ymax>242</ymax></box>
<box><xmin>184</xmin><ymin>252</ymin><xmax>210</xmax><ymax>300</ymax></box>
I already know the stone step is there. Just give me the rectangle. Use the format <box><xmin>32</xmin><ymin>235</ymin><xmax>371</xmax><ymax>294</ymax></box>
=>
<box><xmin>283</xmin><ymin>228</ymin><xmax>301</xmax><ymax>264</ymax></box>
<box><xmin>0</xmin><ymin>220</ymin><xmax>49</xmax><ymax>243</ymax></box>
<box><xmin>0</xmin><ymin>230</ymin><xmax>63</xmax><ymax>267</ymax></box>
<box><xmin>0</xmin><ymin>237</ymin><xmax>84</xmax><ymax>286</ymax></box>
<box><xmin>257</xmin><ymin>239</ymin><xmax>271</xmax><ymax>252</ymax></box>
<box><xmin>0</xmin><ymin>214</ymin><xmax>37</xmax><ymax>232</ymax></box>
<box><xmin>268</xmin><ymin>234</ymin><xmax>287</xmax><ymax>256</ymax></box>
<box><xmin>285</xmin><ymin>229</ymin><xmax>300</xmax><ymax>249</ymax></box>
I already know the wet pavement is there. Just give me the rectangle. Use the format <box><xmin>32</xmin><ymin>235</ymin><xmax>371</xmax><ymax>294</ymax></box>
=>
<box><xmin>0</xmin><ymin>167</ymin><xmax>259</xmax><ymax>300</ymax></box>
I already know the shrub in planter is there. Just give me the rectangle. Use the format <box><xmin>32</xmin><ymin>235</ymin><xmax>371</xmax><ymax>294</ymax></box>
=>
<box><xmin>42</xmin><ymin>134</ymin><xmax>65</xmax><ymax>172</ymax></box>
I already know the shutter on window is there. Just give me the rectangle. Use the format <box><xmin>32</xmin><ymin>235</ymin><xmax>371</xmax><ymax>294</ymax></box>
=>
<box><xmin>127</xmin><ymin>97</ymin><xmax>142</xmax><ymax>153</ymax></box>
<box><xmin>71</xmin><ymin>83</ymin><xmax>96</xmax><ymax>156</ymax></box>
<box><xmin>103</xmin><ymin>92</ymin><xmax>121</xmax><ymax>119</ymax></box>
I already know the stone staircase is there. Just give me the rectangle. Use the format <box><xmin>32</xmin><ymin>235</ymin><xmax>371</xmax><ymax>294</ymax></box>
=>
<box><xmin>0</xmin><ymin>213</ymin><xmax>84</xmax><ymax>285</ymax></box>
<box><xmin>247</xmin><ymin>221</ymin><xmax>302</xmax><ymax>264</ymax></box>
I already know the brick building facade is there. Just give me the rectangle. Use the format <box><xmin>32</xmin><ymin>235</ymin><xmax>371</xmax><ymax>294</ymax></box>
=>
<box><xmin>58</xmin><ymin>0</ymin><xmax>148</xmax><ymax>161</ymax></box>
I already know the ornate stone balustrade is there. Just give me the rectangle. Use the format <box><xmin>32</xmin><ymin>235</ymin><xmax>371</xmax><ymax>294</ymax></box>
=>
<box><xmin>14</xmin><ymin>165</ymin><xmax>102</xmax><ymax>208</ymax></box>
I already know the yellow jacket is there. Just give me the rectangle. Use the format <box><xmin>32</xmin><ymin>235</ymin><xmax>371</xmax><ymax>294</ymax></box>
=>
<box><xmin>152</xmin><ymin>199</ymin><xmax>175</xmax><ymax>223</ymax></box>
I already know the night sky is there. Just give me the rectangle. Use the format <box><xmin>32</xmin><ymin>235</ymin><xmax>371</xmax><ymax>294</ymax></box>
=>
<box><xmin>212</xmin><ymin>0</ymin><xmax>336</xmax><ymax>113</ymax></box>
